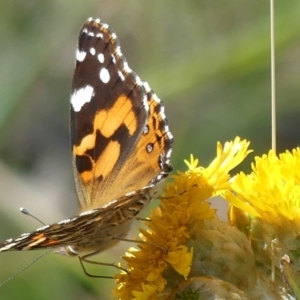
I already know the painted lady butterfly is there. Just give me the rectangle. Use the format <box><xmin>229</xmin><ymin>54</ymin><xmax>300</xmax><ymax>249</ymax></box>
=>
<box><xmin>0</xmin><ymin>18</ymin><xmax>173</xmax><ymax>273</ymax></box>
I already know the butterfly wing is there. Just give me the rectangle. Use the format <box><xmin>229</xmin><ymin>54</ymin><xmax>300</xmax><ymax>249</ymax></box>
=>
<box><xmin>0</xmin><ymin>18</ymin><xmax>173</xmax><ymax>255</ymax></box>
<box><xmin>0</xmin><ymin>189</ymin><xmax>150</xmax><ymax>254</ymax></box>
<box><xmin>70</xmin><ymin>19</ymin><xmax>173</xmax><ymax>210</ymax></box>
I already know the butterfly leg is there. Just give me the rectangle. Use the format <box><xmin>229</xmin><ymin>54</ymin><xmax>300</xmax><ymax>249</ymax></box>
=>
<box><xmin>136</xmin><ymin>217</ymin><xmax>151</xmax><ymax>222</ymax></box>
<box><xmin>160</xmin><ymin>184</ymin><xmax>198</xmax><ymax>200</ymax></box>
<box><xmin>79</xmin><ymin>253</ymin><xmax>129</xmax><ymax>278</ymax></box>
<box><xmin>114</xmin><ymin>237</ymin><xmax>167</xmax><ymax>254</ymax></box>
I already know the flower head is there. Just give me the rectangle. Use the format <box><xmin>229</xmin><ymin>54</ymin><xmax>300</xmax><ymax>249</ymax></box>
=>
<box><xmin>226</xmin><ymin>148</ymin><xmax>300</xmax><ymax>226</ymax></box>
<box><xmin>225</xmin><ymin>148</ymin><xmax>300</xmax><ymax>275</ymax></box>
<box><xmin>114</xmin><ymin>137</ymin><xmax>250</xmax><ymax>299</ymax></box>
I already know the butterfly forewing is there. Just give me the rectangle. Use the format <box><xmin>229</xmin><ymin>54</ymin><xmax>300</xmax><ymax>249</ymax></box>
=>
<box><xmin>70</xmin><ymin>19</ymin><xmax>153</xmax><ymax>210</ymax></box>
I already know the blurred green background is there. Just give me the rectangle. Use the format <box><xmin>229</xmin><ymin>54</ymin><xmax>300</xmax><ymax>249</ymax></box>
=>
<box><xmin>0</xmin><ymin>1</ymin><xmax>299</xmax><ymax>299</ymax></box>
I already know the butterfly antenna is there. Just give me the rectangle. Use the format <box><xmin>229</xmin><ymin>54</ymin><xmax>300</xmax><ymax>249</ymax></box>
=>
<box><xmin>20</xmin><ymin>207</ymin><xmax>46</xmax><ymax>226</ymax></box>
<box><xmin>0</xmin><ymin>249</ymin><xmax>52</xmax><ymax>288</ymax></box>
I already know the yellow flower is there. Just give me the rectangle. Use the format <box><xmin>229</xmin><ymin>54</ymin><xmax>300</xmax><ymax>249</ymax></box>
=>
<box><xmin>225</xmin><ymin>148</ymin><xmax>300</xmax><ymax>276</ymax></box>
<box><xmin>114</xmin><ymin>137</ymin><xmax>250</xmax><ymax>300</ymax></box>
<box><xmin>226</xmin><ymin>148</ymin><xmax>300</xmax><ymax>225</ymax></box>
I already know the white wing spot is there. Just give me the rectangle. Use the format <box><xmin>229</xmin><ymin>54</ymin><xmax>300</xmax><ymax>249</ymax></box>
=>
<box><xmin>99</xmin><ymin>68</ymin><xmax>110</xmax><ymax>83</ymax></box>
<box><xmin>36</xmin><ymin>225</ymin><xmax>50</xmax><ymax>231</ymax></box>
<box><xmin>123</xmin><ymin>61</ymin><xmax>132</xmax><ymax>73</ymax></box>
<box><xmin>159</xmin><ymin>105</ymin><xmax>166</xmax><ymax>120</ymax></box>
<box><xmin>143</xmin><ymin>81</ymin><xmax>151</xmax><ymax>93</ymax></box>
<box><xmin>142</xmin><ymin>94</ymin><xmax>149</xmax><ymax>112</ymax></box>
<box><xmin>71</xmin><ymin>85</ymin><xmax>94</xmax><ymax>112</ymax></box>
<box><xmin>90</xmin><ymin>47</ymin><xmax>96</xmax><ymax>55</ymax></box>
<box><xmin>76</xmin><ymin>49</ymin><xmax>87</xmax><ymax>62</ymax></box>
<box><xmin>146</xmin><ymin>143</ymin><xmax>154</xmax><ymax>153</ymax></box>
<box><xmin>58</xmin><ymin>218</ymin><xmax>72</xmax><ymax>225</ymax></box>
<box><xmin>98</xmin><ymin>53</ymin><xmax>104</xmax><ymax>63</ymax></box>
<box><xmin>118</xmin><ymin>70</ymin><xmax>125</xmax><ymax>81</ymax></box>
<box><xmin>102</xmin><ymin>199</ymin><xmax>117</xmax><ymax>208</ymax></box>
<box><xmin>124</xmin><ymin>191</ymin><xmax>136</xmax><ymax>197</ymax></box>
<box><xmin>166</xmin><ymin>146</ymin><xmax>172</xmax><ymax>159</ymax></box>
<box><xmin>79</xmin><ymin>210</ymin><xmax>96</xmax><ymax>216</ymax></box>
<box><xmin>115</xmin><ymin>46</ymin><xmax>122</xmax><ymax>58</ymax></box>
<box><xmin>0</xmin><ymin>243</ymin><xmax>17</xmax><ymax>251</ymax></box>
<box><xmin>96</xmin><ymin>32</ymin><xmax>103</xmax><ymax>39</ymax></box>
<box><xmin>135</xmin><ymin>75</ymin><xmax>143</xmax><ymax>86</ymax></box>
<box><xmin>143</xmin><ymin>125</ymin><xmax>149</xmax><ymax>134</ymax></box>
<box><xmin>152</xmin><ymin>93</ymin><xmax>161</xmax><ymax>104</ymax></box>
<box><xmin>111</xmin><ymin>54</ymin><xmax>116</xmax><ymax>64</ymax></box>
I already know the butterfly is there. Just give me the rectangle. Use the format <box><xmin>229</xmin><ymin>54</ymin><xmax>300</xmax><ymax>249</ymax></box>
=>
<box><xmin>0</xmin><ymin>18</ymin><xmax>173</xmax><ymax>274</ymax></box>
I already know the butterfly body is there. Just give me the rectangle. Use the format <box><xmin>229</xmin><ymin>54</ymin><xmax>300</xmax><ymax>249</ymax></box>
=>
<box><xmin>0</xmin><ymin>18</ymin><xmax>172</xmax><ymax>261</ymax></box>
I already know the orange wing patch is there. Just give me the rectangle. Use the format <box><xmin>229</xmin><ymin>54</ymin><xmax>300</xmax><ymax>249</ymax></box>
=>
<box><xmin>25</xmin><ymin>234</ymin><xmax>48</xmax><ymax>250</ymax></box>
<box><xmin>97</xmin><ymin>95</ymin><xmax>137</xmax><ymax>137</ymax></box>
<box><xmin>80</xmin><ymin>140</ymin><xmax>121</xmax><ymax>182</ymax></box>
<box><xmin>73</xmin><ymin>94</ymin><xmax>137</xmax><ymax>156</ymax></box>
<box><xmin>73</xmin><ymin>94</ymin><xmax>139</xmax><ymax>183</ymax></box>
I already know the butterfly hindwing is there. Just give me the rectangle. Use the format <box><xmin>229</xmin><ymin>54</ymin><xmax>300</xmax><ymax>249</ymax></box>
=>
<box><xmin>0</xmin><ymin>191</ymin><xmax>150</xmax><ymax>253</ymax></box>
